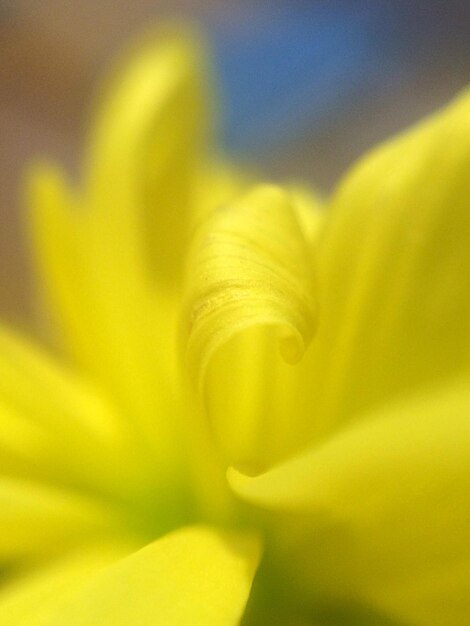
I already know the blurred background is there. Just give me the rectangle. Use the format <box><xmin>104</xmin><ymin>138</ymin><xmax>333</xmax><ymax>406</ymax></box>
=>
<box><xmin>0</xmin><ymin>0</ymin><xmax>469</xmax><ymax>326</ymax></box>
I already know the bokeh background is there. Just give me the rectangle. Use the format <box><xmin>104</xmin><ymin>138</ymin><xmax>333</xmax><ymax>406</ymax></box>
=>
<box><xmin>1</xmin><ymin>0</ymin><xmax>469</xmax><ymax>328</ymax></box>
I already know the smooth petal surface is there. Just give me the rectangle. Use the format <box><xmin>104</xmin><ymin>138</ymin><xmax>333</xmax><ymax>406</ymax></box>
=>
<box><xmin>0</xmin><ymin>320</ymin><xmax>151</xmax><ymax>499</ymax></box>
<box><xmin>0</xmin><ymin>477</ymin><xmax>120</xmax><ymax>565</ymax></box>
<box><xmin>0</xmin><ymin>321</ymin><xmax>120</xmax><ymax>443</ymax></box>
<box><xmin>303</xmin><ymin>89</ymin><xmax>470</xmax><ymax>436</ymax></box>
<box><xmin>26</xmin><ymin>165</ymin><xmax>94</xmax><ymax>372</ymax></box>
<box><xmin>230</xmin><ymin>377</ymin><xmax>470</xmax><ymax>625</ymax></box>
<box><xmin>38</xmin><ymin>526</ymin><xmax>261</xmax><ymax>626</ymax></box>
<box><xmin>86</xmin><ymin>25</ymin><xmax>211</xmax><ymax>289</ymax></box>
<box><xmin>182</xmin><ymin>185</ymin><xmax>317</xmax><ymax>467</ymax></box>
<box><xmin>27</xmin><ymin>163</ymin><xmax>180</xmax><ymax>472</ymax></box>
<box><xmin>288</xmin><ymin>185</ymin><xmax>324</xmax><ymax>248</ymax></box>
<box><xmin>0</xmin><ymin>542</ymin><xmax>132</xmax><ymax>626</ymax></box>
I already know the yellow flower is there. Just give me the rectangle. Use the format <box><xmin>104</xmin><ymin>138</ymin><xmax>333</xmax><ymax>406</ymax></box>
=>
<box><xmin>0</xmin><ymin>26</ymin><xmax>469</xmax><ymax>626</ymax></box>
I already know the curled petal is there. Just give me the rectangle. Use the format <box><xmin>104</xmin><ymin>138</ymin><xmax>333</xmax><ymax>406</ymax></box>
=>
<box><xmin>183</xmin><ymin>184</ymin><xmax>316</xmax><ymax>393</ymax></box>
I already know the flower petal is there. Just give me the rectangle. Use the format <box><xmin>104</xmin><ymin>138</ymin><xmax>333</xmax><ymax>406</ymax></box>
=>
<box><xmin>27</xmin><ymin>165</ymin><xmax>171</xmax><ymax>454</ymax></box>
<box><xmin>0</xmin><ymin>477</ymin><xmax>120</xmax><ymax>565</ymax></box>
<box><xmin>0</xmin><ymin>542</ymin><xmax>132</xmax><ymax>626</ymax></box>
<box><xmin>0</xmin><ymin>322</ymin><xmax>119</xmax><ymax>443</ymax></box>
<box><xmin>229</xmin><ymin>376</ymin><xmax>470</xmax><ymax>625</ymax></box>
<box><xmin>304</xmin><ymin>89</ymin><xmax>470</xmax><ymax>435</ymax></box>
<box><xmin>85</xmin><ymin>25</ymin><xmax>211</xmax><ymax>289</ymax></box>
<box><xmin>27</xmin><ymin>29</ymin><xmax>213</xmax><ymax>469</ymax></box>
<box><xmin>0</xmin><ymin>322</ymin><xmax>147</xmax><ymax>497</ymax></box>
<box><xmin>181</xmin><ymin>185</ymin><xmax>317</xmax><ymax>467</ymax></box>
<box><xmin>25</xmin><ymin>164</ymin><xmax>89</xmax><ymax>358</ymax></box>
<box><xmin>39</xmin><ymin>526</ymin><xmax>261</xmax><ymax>626</ymax></box>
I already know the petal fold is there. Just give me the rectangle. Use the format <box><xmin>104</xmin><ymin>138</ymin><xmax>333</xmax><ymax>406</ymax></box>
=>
<box><xmin>230</xmin><ymin>376</ymin><xmax>470</xmax><ymax>625</ymax></box>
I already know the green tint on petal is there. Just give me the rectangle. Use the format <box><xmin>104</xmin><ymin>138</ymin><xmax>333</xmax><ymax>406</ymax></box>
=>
<box><xmin>375</xmin><ymin>560</ymin><xmax>470</xmax><ymax>626</ymax></box>
<box><xmin>306</xmin><ymin>89</ymin><xmax>470</xmax><ymax>434</ymax></box>
<box><xmin>42</xmin><ymin>526</ymin><xmax>261</xmax><ymax>626</ymax></box>
<box><xmin>229</xmin><ymin>376</ymin><xmax>470</xmax><ymax>625</ymax></box>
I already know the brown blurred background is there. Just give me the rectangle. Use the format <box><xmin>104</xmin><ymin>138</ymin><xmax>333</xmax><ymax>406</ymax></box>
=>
<box><xmin>1</xmin><ymin>0</ymin><xmax>469</xmax><ymax>328</ymax></box>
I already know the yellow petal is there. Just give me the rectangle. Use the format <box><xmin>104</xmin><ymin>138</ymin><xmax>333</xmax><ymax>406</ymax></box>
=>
<box><xmin>0</xmin><ymin>477</ymin><xmax>120</xmax><ymax>565</ymax></box>
<box><xmin>0</xmin><ymin>321</ymin><xmax>119</xmax><ymax>443</ymax></box>
<box><xmin>288</xmin><ymin>185</ymin><xmax>324</xmax><ymax>247</ymax></box>
<box><xmin>304</xmin><ymin>89</ymin><xmax>470</xmax><ymax>435</ymax></box>
<box><xmin>193</xmin><ymin>159</ymin><xmax>251</xmax><ymax>227</ymax></box>
<box><xmin>27</xmin><ymin>163</ymin><xmax>178</xmax><ymax>465</ymax></box>
<box><xmin>183</xmin><ymin>184</ymin><xmax>316</xmax><ymax>386</ymax></box>
<box><xmin>40</xmin><ymin>526</ymin><xmax>260</xmax><ymax>626</ymax></box>
<box><xmin>229</xmin><ymin>376</ymin><xmax>470</xmax><ymax>625</ymax></box>
<box><xmin>0</xmin><ymin>400</ymin><xmax>51</xmax><ymax>477</ymax></box>
<box><xmin>0</xmin><ymin>320</ymin><xmax>153</xmax><ymax>500</ymax></box>
<box><xmin>27</xmin><ymin>29</ymin><xmax>212</xmax><ymax>470</ymax></box>
<box><xmin>25</xmin><ymin>163</ymin><xmax>125</xmax><ymax>395</ymax></box>
<box><xmin>86</xmin><ymin>24</ymin><xmax>212</xmax><ymax>289</ymax></box>
<box><xmin>182</xmin><ymin>185</ymin><xmax>317</xmax><ymax>468</ymax></box>
<box><xmin>373</xmin><ymin>560</ymin><xmax>470</xmax><ymax>626</ymax></box>
<box><xmin>0</xmin><ymin>542</ymin><xmax>132</xmax><ymax>626</ymax></box>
